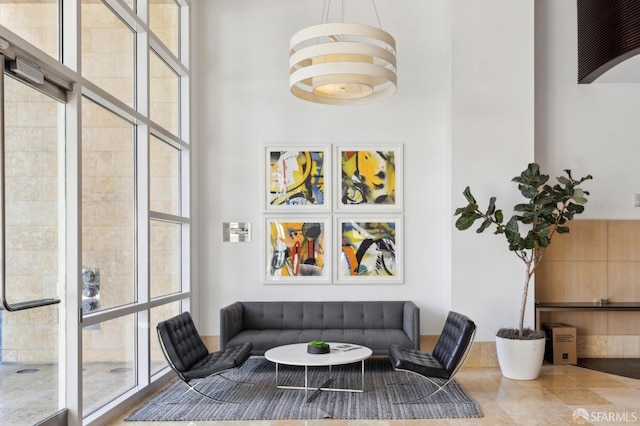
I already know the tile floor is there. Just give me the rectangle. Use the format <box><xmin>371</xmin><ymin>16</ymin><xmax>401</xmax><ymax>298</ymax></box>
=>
<box><xmin>0</xmin><ymin>360</ymin><xmax>147</xmax><ymax>425</ymax></box>
<box><xmin>110</xmin><ymin>362</ymin><xmax>640</xmax><ymax>425</ymax></box>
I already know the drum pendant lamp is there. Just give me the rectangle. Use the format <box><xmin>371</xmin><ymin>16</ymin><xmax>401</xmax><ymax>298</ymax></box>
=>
<box><xmin>289</xmin><ymin>1</ymin><xmax>397</xmax><ymax>105</ymax></box>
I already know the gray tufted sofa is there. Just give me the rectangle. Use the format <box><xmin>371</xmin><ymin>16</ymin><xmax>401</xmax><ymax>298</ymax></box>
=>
<box><xmin>220</xmin><ymin>301</ymin><xmax>420</xmax><ymax>356</ymax></box>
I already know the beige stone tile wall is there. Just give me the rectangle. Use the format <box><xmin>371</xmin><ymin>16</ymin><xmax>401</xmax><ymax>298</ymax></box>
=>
<box><xmin>82</xmin><ymin>1</ymin><xmax>134</xmax><ymax>106</ymax></box>
<box><xmin>0</xmin><ymin>0</ymin><xmax>57</xmax><ymax>58</ymax></box>
<box><xmin>150</xmin><ymin>0</ymin><xmax>180</xmax><ymax>57</ymax></box>
<box><xmin>149</xmin><ymin>51</ymin><xmax>179</xmax><ymax>136</ymax></box>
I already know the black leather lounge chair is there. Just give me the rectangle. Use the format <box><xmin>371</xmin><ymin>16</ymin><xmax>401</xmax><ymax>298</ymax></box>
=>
<box><xmin>388</xmin><ymin>310</ymin><xmax>476</xmax><ymax>403</ymax></box>
<box><xmin>157</xmin><ymin>311</ymin><xmax>253</xmax><ymax>402</ymax></box>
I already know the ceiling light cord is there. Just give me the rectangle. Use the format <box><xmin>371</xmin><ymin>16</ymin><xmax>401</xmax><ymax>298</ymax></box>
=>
<box><xmin>372</xmin><ymin>0</ymin><xmax>383</xmax><ymax>30</ymax></box>
<box><xmin>321</xmin><ymin>0</ymin><xmax>381</xmax><ymax>28</ymax></box>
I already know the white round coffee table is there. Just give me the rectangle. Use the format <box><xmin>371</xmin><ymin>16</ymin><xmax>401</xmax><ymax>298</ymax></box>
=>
<box><xmin>264</xmin><ymin>342</ymin><xmax>373</xmax><ymax>402</ymax></box>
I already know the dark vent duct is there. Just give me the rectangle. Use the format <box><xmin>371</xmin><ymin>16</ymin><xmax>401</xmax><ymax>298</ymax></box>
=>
<box><xmin>578</xmin><ymin>0</ymin><xmax>640</xmax><ymax>83</ymax></box>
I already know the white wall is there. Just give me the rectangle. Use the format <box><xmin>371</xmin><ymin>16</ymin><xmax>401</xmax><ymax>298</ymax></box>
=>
<box><xmin>536</xmin><ymin>0</ymin><xmax>640</xmax><ymax>220</ymax></box>
<box><xmin>450</xmin><ymin>0</ymin><xmax>535</xmax><ymax>340</ymax></box>
<box><xmin>197</xmin><ymin>0</ymin><xmax>453</xmax><ymax>336</ymax></box>
<box><xmin>195</xmin><ymin>0</ymin><xmax>537</xmax><ymax>341</ymax></box>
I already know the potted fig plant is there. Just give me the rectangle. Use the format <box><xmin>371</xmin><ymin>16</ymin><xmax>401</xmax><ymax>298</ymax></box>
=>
<box><xmin>454</xmin><ymin>163</ymin><xmax>591</xmax><ymax>380</ymax></box>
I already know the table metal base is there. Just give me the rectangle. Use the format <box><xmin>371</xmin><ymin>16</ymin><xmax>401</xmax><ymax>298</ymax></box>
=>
<box><xmin>274</xmin><ymin>360</ymin><xmax>366</xmax><ymax>402</ymax></box>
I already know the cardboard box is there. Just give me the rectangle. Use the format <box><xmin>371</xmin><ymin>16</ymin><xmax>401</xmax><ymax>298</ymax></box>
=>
<box><xmin>542</xmin><ymin>323</ymin><xmax>577</xmax><ymax>365</ymax></box>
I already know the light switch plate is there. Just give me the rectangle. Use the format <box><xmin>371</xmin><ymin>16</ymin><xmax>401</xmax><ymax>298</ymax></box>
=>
<box><xmin>223</xmin><ymin>222</ymin><xmax>251</xmax><ymax>242</ymax></box>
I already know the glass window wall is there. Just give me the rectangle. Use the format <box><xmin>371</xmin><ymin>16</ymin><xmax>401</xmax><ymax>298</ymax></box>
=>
<box><xmin>149</xmin><ymin>0</ymin><xmax>180</xmax><ymax>57</ymax></box>
<box><xmin>150</xmin><ymin>135</ymin><xmax>180</xmax><ymax>215</ymax></box>
<box><xmin>150</xmin><ymin>220</ymin><xmax>181</xmax><ymax>299</ymax></box>
<box><xmin>149</xmin><ymin>301</ymin><xmax>180</xmax><ymax>375</ymax></box>
<box><xmin>0</xmin><ymin>0</ymin><xmax>190</xmax><ymax>423</ymax></box>
<box><xmin>81</xmin><ymin>0</ymin><xmax>135</xmax><ymax>107</ymax></box>
<box><xmin>82</xmin><ymin>314</ymin><xmax>136</xmax><ymax>416</ymax></box>
<box><xmin>0</xmin><ymin>0</ymin><xmax>58</xmax><ymax>59</ymax></box>
<box><xmin>0</xmin><ymin>75</ymin><xmax>62</xmax><ymax>425</ymax></box>
<box><xmin>81</xmin><ymin>97</ymin><xmax>136</xmax><ymax>312</ymax></box>
<box><xmin>149</xmin><ymin>50</ymin><xmax>180</xmax><ymax>137</ymax></box>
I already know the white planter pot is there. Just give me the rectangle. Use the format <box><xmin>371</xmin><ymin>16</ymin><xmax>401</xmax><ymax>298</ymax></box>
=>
<box><xmin>495</xmin><ymin>335</ymin><xmax>545</xmax><ymax>380</ymax></box>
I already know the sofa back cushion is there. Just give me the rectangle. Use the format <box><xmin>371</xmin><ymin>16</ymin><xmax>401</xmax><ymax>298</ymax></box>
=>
<box><xmin>242</xmin><ymin>301</ymin><xmax>405</xmax><ymax>330</ymax></box>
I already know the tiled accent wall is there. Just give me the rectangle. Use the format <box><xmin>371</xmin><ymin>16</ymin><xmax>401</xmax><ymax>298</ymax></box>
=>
<box><xmin>536</xmin><ymin>220</ymin><xmax>640</xmax><ymax>358</ymax></box>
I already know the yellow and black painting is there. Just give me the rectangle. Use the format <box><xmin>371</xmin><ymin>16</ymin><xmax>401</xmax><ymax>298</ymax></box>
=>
<box><xmin>268</xmin><ymin>221</ymin><xmax>325</xmax><ymax>278</ymax></box>
<box><xmin>269</xmin><ymin>150</ymin><xmax>325</xmax><ymax>206</ymax></box>
<box><xmin>340</xmin><ymin>221</ymin><xmax>396</xmax><ymax>277</ymax></box>
<box><xmin>341</xmin><ymin>150</ymin><xmax>396</xmax><ymax>205</ymax></box>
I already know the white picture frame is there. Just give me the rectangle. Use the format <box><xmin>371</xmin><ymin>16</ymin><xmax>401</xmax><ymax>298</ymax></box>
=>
<box><xmin>335</xmin><ymin>215</ymin><xmax>403</xmax><ymax>284</ymax></box>
<box><xmin>335</xmin><ymin>144</ymin><xmax>403</xmax><ymax>212</ymax></box>
<box><xmin>264</xmin><ymin>145</ymin><xmax>331</xmax><ymax>212</ymax></box>
<box><xmin>264</xmin><ymin>216</ymin><xmax>332</xmax><ymax>284</ymax></box>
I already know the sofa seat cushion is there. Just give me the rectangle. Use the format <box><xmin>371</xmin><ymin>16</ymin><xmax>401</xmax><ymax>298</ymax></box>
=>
<box><xmin>226</xmin><ymin>328</ymin><xmax>413</xmax><ymax>355</ymax></box>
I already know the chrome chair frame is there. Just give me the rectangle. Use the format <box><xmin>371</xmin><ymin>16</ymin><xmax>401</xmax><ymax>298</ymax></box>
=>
<box><xmin>389</xmin><ymin>311</ymin><xmax>476</xmax><ymax>404</ymax></box>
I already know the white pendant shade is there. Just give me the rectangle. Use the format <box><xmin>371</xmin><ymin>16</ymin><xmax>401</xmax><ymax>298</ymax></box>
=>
<box><xmin>290</xmin><ymin>23</ymin><xmax>397</xmax><ymax>105</ymax></box>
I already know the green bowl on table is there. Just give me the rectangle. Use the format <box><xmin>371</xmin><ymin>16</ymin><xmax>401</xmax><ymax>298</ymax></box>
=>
<box><xmin>307</xmin><ymin>340</ymin><xmax>330</xmax><ymax>354</ymax></box>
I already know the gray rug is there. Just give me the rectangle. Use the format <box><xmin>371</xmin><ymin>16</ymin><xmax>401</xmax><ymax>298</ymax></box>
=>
<box><xmin>126</xmin><ymin>358</ymin><xmax>482</xmax><ymax>421</ymax></box>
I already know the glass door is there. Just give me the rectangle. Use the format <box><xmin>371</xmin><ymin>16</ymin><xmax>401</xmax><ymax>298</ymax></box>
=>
<box><xmin>0</xmin><ymin>59</ymin><xmax>66</xmax><ymax>425</ymax></box>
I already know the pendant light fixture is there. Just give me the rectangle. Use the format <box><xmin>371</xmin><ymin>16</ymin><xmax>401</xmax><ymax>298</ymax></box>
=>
<box><xmin>289</xmin><ymin>0</ymin><xmax>397</xmax><ymax>105</ymax></box>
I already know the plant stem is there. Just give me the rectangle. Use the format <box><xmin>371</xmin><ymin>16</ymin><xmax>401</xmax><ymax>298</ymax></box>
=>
<box><xmin>519</xmin><ymin>261</ymin><xmax>533</xmax><ymax>337</ymax></box>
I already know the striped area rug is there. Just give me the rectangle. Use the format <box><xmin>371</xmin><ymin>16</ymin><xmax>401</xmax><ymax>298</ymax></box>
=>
<box><xmin>126</xmin><ymin>357</ymin><xmax>482</xmax><ymax>421</ymax></box>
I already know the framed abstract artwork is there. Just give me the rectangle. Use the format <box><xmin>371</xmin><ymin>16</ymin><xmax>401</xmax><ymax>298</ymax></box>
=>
<box><xmin>335</xmin><ymin>216</ymin><xmax>403</xmax><ymax>283</ymax></box>
<box><xmin>264</xmin><ymin>145</ymin><xmax>331</xmax><ymax>211</ymax></box>
<box><xmin>264</xmin><ymin>216</ymin><xmax>332</xmax><ymax>284</ymax></box>
<box><xmin>335</xmin><ymin>144</ymin><xmax>403</xmax><ymax>211</ymax></box>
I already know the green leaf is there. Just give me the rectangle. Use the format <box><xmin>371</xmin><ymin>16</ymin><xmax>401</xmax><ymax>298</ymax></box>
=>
<box><xmin>536</xmin><ymin>194</ymin><xmax>557</xmax><ymax>206</ymax></box>
<box><xmin>504</xmin><ymin>217</ymin><xmax>521</xmax><ymax>249</ymax></box>
<box><xmin>454</xmin><ymin>207</ymin><xmax>466</xmax><ymax>216</ymax></box>
<box><xmin>463</xmin><ymin>186</ymin><xmax>476</xmax><ymax>204</ymax></box>
<box><xmin>455</xmin><ymin>212</ymin><xmax>479</xmax><ymax>230</ymax></box>
<box><xmin>486</xmin><ymin>197</ymin><xmax>496</xmax><ymax>215</ymax></box>
<box><xmin>578</xmin><ymin>174</ymin><xmax>593</xmax><ymax>184</ymax></box>
<box><xmin>557</xmin><ymin>226</ymin><xmax>570</xmax><ymax>233</ymax></box>
<box><xmin>525</xmin><ymin>163</ymin><xmax>540</xmax><ymax>179</ymax></box>
<box><xmin>557</xmin><ymin>176</ymin><xmax>570</xmax><ymax>185</ymax></box>
<box><xmin>564</xmin><ymin>169</ymin><xmax>573</xmax><ymax>180</ymax></box>
<box><xmin>519</xmin><ymin>185</ymin><xmax>538</xmax><ymax>199</ymax></box>
<box><xmin>514</xmin><ymin>203</ymin><xmax>534</xmax><ymax>212</ymax></box>
<box><xmin>572</xmin><ymin>196</ymin><xmax>588</xmax><ymax>204</ymax></box>
<box><xmin>525</xmin><ymin>211</ymin><xmax>541</xmax><ymax>222</ymax></box>
<box><xmin>476</xmin><ymin>218</ymin><xmax>493</xmax><ymax>233</ymax></box>
<box><xmin>522</xmin><ymin>235</ymin><xmax>536</xmax><ymax>249</ymax></box>
<box><xmin>539</xmin><ymin>234</ymin><xmax>551</xmax><ymax>246</ymax></box>
<box><xmin>494</xmin><ymin>210</ymin><xmax>504</xmax><ymax>223</ymax></box>
<box><xmin>538</xmin><ymin>206</ymin><xmax>557</xmax><ymax>217</ymax></box>
<box><xmin>567</xmin><ymin>203</ymin><xmax>585</xmax><ymax>213</ymax></box>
